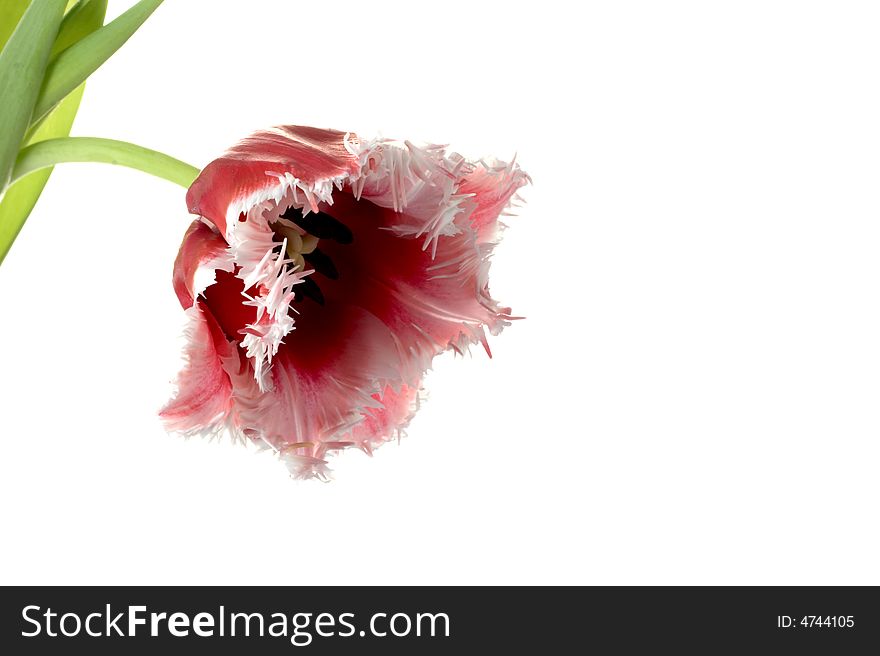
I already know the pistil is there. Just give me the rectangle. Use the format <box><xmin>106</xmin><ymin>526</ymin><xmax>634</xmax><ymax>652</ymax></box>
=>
<box><xmin>274</xmin><ymin>222</ymin><xmax>316</xmax><ymax>271</ymax></box>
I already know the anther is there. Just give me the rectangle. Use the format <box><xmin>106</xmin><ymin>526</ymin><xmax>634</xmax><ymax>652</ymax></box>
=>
<box><xmin>281</xmin><ymin>208</ymin><xmax>353</xmax><ymax>244</ymax></box>
<box><xmin>303</xmin><ymin>248</ymin><xmax>338</xmax><ymax>280</ymax></box>
<box><xmin>294</xmin><ymin>276</ymin><xmax>325</xmax><ymax>305</ymax></box>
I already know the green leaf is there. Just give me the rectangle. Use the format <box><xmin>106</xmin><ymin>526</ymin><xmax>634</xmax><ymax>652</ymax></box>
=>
<box><xmin>23</xmin><ymin>0</ymin><xmax>106</xmax><ymax>140</ymax></box>
<box><xmin>0</xmin><ymin>0</ymin><xmax>106</xmax><ymax>265</ymax></box>
<box><xmin>31</xmin><ymin>0</ymin><xmax>163</xmax><ymax>125</ymax></box>
<box><xmin>12</xmin><ymin>136</ymin><xmax>200</xmax><ymax>189</ymax></box>
<box><xmin>0</xmin><ymin>84</ymin><xmax>84</xmax><ymax>265</ymax></box>
<box><xmin>0</xmin><ymin>1</ymin><xmax>31</xmax><ymax>51</ymax></box>
<box><xmin>1</xmin><ymin>1</ymin><xmax>97</xmax><ymax>56</ymax></box>
<box><xmin>0</xmin><ymin>0</ymin><xmax>67</xmax><ymax>190</ymax></box>
<box><xmin>51</xmin><ymin>0</ymin><xmax>108</xmax><ymax>59</ymax></box>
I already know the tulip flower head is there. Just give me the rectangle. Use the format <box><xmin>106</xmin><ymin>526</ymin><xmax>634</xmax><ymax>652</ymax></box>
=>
<box><xmin>161</xmin><ymin>126</ymin><xmax>528</xmax><ymax>479</ymax></box>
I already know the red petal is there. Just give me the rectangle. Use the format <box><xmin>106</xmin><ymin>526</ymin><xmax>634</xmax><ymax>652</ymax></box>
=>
<box><xmin>160</xmin><ymin>304</ymin><xmax>234</xmax><ymax>435</ymax></box>
<box><xmin>238</xmin><ymin>303</ymin><xmax>404</xmax><ymax>442</ymax></box>
<box><xmin>172</xmin><ymin>219</ymin><xmax>229</xmax><ymax>309</ymax></box>
<box><xmin>315</xmin><ymin>193</ymin><xmax>508</xmax><ymax>380</ymax></box>
<box><xmin>186</xmin><ymin>126</ymin><xmax>362</xmax><ymax>235</ymax></box>
<box><xmin>339</xmin><ymin>383</ymin><xmax>421</xmax><ymax>455</ymax></box>
<box><xmin>201</xmin><ymin>268</ymin><xmax>257</xmax><ymax>342</ymax></box>
<box><xmin>458</xmin><ymin>160</ymin><xmax>530</xmax><ymax>243</ymax></box>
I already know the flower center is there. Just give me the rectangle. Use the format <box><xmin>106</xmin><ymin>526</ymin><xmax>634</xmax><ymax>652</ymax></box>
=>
<box><xmin>272</xmin><ymin>206</ymin><xmax>354</xmax><ymax>306</ymax></box>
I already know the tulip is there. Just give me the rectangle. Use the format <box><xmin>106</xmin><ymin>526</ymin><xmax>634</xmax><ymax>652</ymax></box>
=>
<box><xmin>161</xmin><ymin>126</ymin><xmax>528</xmax><ymax>479</ymax></box>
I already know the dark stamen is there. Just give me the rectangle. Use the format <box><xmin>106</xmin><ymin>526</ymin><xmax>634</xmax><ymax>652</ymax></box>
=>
<box><xmin>281</xmin><ymin>207</ymin><xmax>353</xmax><ymax>244</ymax></box>
<box><xmin>302</xmin><ymin>248</ymin><xmax>338</xmax><ymax>280</ymax></box>
<box><xmin>293</xmin><ymin>275</ymin><xmax>325</xmax><ymax>305</ymax></box>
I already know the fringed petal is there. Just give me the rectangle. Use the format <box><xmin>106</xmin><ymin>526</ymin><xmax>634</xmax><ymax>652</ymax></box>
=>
<box><xmin>232</xmin><ymin>212</ymin><xmax>310</xmax><ymax>391</ymax></box>
<box><xmin>457</xmin><ymin>158</ymin><xmax>531</xmax><ymax>243</ymax></box>
<box><xmin>352</xmin><ymin>140</ymin><xmax>471</xmax><ymax>256</ymax></box>
<box><xmin>186</xmin><ymin>126</ymin><xmax>362</xmax><ymax>236</ymax></box>
<box><xmin>313</xmin><ymin>193</ymin><xmax>512</xmax><ymax>382</ymax></box>
<box><xmin>160</xmin><ymin>304</ymin><xmax>234</xmax><ymax>437</ymax></box>
<box><xmin>171</xmin><ymin>219</ymin><xmax>233</xmax><ymax>309</ymax></box>
<box><xmin>340</xmin><ymin>383</ymin><xmax>422</xmax><ymax>455</ymax></box>
<box><xmin>214</xmin><ymin>305</ymin><xmax>406</xmax><ymax>479</ymax></box>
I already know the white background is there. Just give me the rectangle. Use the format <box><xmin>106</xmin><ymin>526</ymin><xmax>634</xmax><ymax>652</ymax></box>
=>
<box><xmin>1</xmin><ymin>0</ymin><xmax>879</xmax><ymax>585</ymax></box>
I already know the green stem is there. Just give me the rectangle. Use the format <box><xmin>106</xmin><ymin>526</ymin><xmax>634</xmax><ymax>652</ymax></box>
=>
<box><xmin>10</xmin><ymin>136</ymin><xmax>199</xmax><ymax>189</ymax></box>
